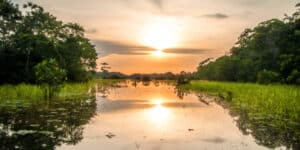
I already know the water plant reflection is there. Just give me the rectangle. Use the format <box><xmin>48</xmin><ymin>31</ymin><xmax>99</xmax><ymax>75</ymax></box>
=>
<box><xmin>0</xmin><ymin>96</ymin><xmax>97</xmax><ymax>150</ymax></box>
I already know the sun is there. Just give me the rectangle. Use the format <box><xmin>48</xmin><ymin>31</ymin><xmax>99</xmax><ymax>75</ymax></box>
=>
<box><xmin>153</xmin><ymin>50</ymin><xmax>165</xmax><ymax>57</ymax></box>
<box><xmin>142</xmin><ymin>18</ymin><xmax>179</xmax><ymax>51</ymax></box>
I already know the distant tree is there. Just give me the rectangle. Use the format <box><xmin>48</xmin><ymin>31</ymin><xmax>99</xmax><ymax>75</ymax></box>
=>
<box><xmin>100</xmin><ymin>62</ymin><xmax>111</xmax><ymax>73</ymax></box>
<box><xmin>177</xmin><ymin>71</ymin><xmax>191</xmax><ymax>85</ymax></box>
<box><xmin>98</xmin><ymin>62</ymin><xmax>112</xmax><ymax>79</ymax></box>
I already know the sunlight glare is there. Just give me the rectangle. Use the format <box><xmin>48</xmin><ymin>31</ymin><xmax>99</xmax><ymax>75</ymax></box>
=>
<box><xmin>147</xmin><ymin>99</ymin><xmax>172</xmax><ymax>127</ymax></box>
<box><xmin>153</xmin><ymin>99</ymin><xmax>163</xmax><ymax>105</ymax></box>
<box><xmin>142</xmin><ymin>18</ymin><xmax>179</xmax><ymax>50</ymax></box>
<box><xmin>153</xmin><ymin>50</ymin><xmax>165</xmax><ymax>57</ymax></box>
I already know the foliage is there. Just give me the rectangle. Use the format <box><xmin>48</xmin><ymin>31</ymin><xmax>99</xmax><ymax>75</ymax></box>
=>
<box><xmin>179</xmin><ymin>80</ymin><xmax>300</xmax><ymax>149</ymax></box>
<box><xmin>34</xmin><ymin>59</ymin><xmax>66</xmax><ymax>85</ymax></box>
<box><xmin>34</xmin><ymin>59</ymin><xmax>67</xmax><ymax>98</ymax></box>
<box><xmin>128</xmin><ymin>72</ymin><xmax>192</xmax><ymax>80</ymax></box>
<box><xmin>0</xmin><ymin>79</ymin><xmax>119</xmax><ymax>101</ymax></box>
<box><xmin>195</xmin><ymin>4</ymin><xmax>300</xmax><ymax>84</ymax></box>
<box><xmin>177</xmin><ymin>71</ymin><xmax>191</xmax><ymax>85</ymax></box>
<box><xmin>0</xmin><ymin>0</ymin><xmax>97</xmax><ymax>84</ymax></box>
<box><xmin>257</xmin><ymin>69</ymin><xmax>280</xmax><ymax>84</ymax></box>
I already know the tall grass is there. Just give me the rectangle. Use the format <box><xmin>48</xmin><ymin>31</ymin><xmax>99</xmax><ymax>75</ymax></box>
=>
<box><xmin>0</xmin><ymin>79</ymin><xmax>120</xmax><ymax>101</ymax></box>
<box><xmin>179</xmin><ymin>80</ymin><xmax>300</xmax><ymax>148</ymax></box>
<box><xmin>179</xmin><ymin>81</ymin><xmax>300</xmax><ymax>117</ymax></box>
<box><xmin>0</xmin><ymin>84</ymin><xmax>44</xmax><ymax>101</ymax></box>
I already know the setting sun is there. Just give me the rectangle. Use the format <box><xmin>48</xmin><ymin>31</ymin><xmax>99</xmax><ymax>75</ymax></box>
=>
<box><xmin>142</xmin><ymin>18</ymin><xmax>179</xmax><ymax>50</ymax></box>
<box><xmin>153</xmin><ymin>50</ymin><xmax>165</xmax><ymax>57</ymax></box>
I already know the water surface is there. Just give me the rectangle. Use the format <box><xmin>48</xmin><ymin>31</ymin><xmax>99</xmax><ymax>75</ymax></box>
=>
<box><xmin>0</xmin><ymin>81</ymin><xmax>281</xmax><ymax>150</ymax></box>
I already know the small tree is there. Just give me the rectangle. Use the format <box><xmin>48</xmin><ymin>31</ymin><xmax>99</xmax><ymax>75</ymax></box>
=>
<box><xmin>177</xmin><ymin>71</ymin><xmax>191</xmax><ymax>85</ymax></box>
<box><xmin>100</xmin><ymin>62</ymin><xmax>110</xmax><ymax>72</ymax></box>
<box><xmin>100</xmin><ymin>62</ymin><xmax>111</xmax><ymax>79</ymax></box>
<box><xmin>34</xmin><ymin>59</ymin><xmax>66</xmax><ymax>98</ymax></box>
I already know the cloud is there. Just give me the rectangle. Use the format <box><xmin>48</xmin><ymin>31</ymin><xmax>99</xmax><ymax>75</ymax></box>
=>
<box><xmin>85</xmin><ymin>28</ymin><xmax>97</xmax><ymax>34</ymax></box>
<box><xmin>150</xmin><ymin>0</ymin><xmax>163</xmax><ymax>10</ymax></box>
<box><xmin>165</xmin><ymin>48</ymin><xmax>211</xmax><ymax>54</ymax></box>
<box><xmin>92</xmin><ymin>40</ymin><xmax>154</xmax><ymax>56</ymax></box>
<box><xmin>201</xmin><ymin>137</ymin><xmax>226</xmax><ymax>143</ymax></box>
<box><xmin>92</xmin><ymin>40</ymin><xmax>214</xmax><ymax>56</ymax></box>
<box><xmin>202</xmin><ymin>13</ymin><xmax>229</xmax><ymax>19</ymax></box>
<box><xmin>120</xmin><ymin>0</ymin><xmax>164</xmax><ymax>12</ymax></box>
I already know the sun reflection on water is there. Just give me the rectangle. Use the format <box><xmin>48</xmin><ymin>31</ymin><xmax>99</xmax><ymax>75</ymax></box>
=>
<box><xmin>146</xmin><ymin>99</ymin><xmax>172</xmax><ymax>127</ymax></box>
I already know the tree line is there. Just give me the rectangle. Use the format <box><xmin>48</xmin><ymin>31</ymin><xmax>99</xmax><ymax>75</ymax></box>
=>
<box><xmin>195</xmin><ymin>3</ymin><xmax>300</xmax><ymax>84</ymax></box>
<box><xmin>0</xmin><ymin>0</ymin><xmax>97</xmax><ymax>84</ymax></box>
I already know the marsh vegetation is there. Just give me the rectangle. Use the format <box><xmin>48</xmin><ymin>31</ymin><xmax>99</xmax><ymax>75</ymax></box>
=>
<box><xmin>179</xmin><ymin>81</ymin><xmax>300</xmax><ymax>149</ymax></box>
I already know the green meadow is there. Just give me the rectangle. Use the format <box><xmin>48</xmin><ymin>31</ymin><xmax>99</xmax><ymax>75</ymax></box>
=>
<box><xmin>179</xmin><ymin>80</ymin><xmax>300</xmax><ymax>148</ymax></box>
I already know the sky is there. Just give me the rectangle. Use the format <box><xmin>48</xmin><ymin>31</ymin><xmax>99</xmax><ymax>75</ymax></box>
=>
<box><xmin>14</xmin><ymin>0</ymin><xmax>299</xmax><ymax>74</ymax></box>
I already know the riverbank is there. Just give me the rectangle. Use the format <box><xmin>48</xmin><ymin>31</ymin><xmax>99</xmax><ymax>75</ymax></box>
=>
<box><xmin>179</xmin><ymin>80</ymin><xmax>300</xmax><ymax>148</ymax></box>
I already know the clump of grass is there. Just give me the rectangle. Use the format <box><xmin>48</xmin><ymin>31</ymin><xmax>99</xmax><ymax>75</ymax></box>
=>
<box><xmin>0</xmin><ymin>79</ymin><xmax>120</xmax><ymax>101</ymax></box>
<box><xmin>179</xmin><ymin>80</ymin><xmax>300</xmax><ymax>148</ymax></box>
<box><xmin>0</xmin><ymin>84</ymin><xmax>45</xmax><ymax>101</ymax></box>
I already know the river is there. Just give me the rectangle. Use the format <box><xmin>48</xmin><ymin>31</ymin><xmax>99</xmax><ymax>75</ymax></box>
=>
<box><xmin>0</xmin><ymin>80</ymin><xmax>282</xmax><ymax>150</ymax></box>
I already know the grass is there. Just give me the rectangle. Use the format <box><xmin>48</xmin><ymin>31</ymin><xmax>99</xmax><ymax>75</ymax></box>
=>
<box><xmin>179</xmin><ymin>80</ymin><xmax>300</xmax><ymax>148</ymax></box>
<box><xmin>0</xmin><ymin>79</ymin><xmax>120</xmax><ymax>101</ymax></box>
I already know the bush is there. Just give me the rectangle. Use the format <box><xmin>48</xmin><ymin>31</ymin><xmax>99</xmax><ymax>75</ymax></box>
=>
<box><xmin>286</xmin><ymin>69</ymin><xmax>300</xmax><ymax>84</ymax></box>
<box><xmin>34</xmin><ymin>59</ymin><xmax>67</xmax><ymax>99</ymax></box>
<box><xmin>34</xmin><ymin>59</ymin><xmax>66</xmax><ymax>85</ymax></box>
<box><xmin>257</xmin><ymin>70</ymin><xmax>280</xmax><ymax>84</ymax></box>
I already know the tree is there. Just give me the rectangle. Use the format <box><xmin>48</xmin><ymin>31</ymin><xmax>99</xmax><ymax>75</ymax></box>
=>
<box><xmin>195</xmin><ymin>3</ymin><xmax>300</xmax><ymax>84</ymax></box>
<box><xmin>34</xmin><ymin>59</ymin><xmax>66</xmax><ymax>98</ymax></box>
<box><xmin>100</xmin><ymin>62</ymin><xmax>110</xmax><ymax>73</ymax></box>
<box><xmin>0</xmin><ymin>0</ymin><xmax>97</xmax><ymax>84</ymax></box>
<box><xmin>34</xmin><ymin>59</ymin><xmax>66</xmax><ymax>85</ymax></box>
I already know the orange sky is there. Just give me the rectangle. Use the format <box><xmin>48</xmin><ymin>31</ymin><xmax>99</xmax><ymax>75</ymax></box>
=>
<box><xmin>16</xmin><ymin>0</ymin><xmax>299</xmax><ymax>74</ymax></box>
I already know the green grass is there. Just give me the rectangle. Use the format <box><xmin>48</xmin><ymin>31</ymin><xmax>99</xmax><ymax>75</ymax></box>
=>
<box><xmin>0</xmin><ymin>79</ymin><xmax>120</xmax><ymax>101</ymax></box>
<box><xmin>179</xmin><ymin>80</ymin><xmax>300</xmax><ymax>148</ymax></box>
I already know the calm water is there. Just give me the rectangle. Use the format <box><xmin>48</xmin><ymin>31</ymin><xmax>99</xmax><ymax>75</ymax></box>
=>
<box><xmin>0</xmin><ymin>81</ymin><xmax>285</xmax><ymax>150</ymax></box>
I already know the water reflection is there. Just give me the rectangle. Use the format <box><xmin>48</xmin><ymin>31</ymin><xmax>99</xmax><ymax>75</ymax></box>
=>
<box><xmin>64</xmin><ymin>81</ymin><xmax>269</xmax><ymax>150</ymax></box>
<box><xmin>230</xmin><ymin>108</ymin><xmax>300</xmax><ymax>149</ymax></box>
<box><xmin>0</xmin><ymin>80</ymin><xmax>297</xmax><ymax>150</ymax></box>
<box><xmin>0</xmin><ymin>96</ymin><xmax>97</xmax><ymax>150</ymax></box>
<box><xmin>146</xmin><ymin>99</ymin><xmax>172</xmax><ymax>127</ymax></box>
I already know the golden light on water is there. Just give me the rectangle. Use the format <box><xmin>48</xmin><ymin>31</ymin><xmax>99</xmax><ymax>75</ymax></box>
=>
<box><xmin>147</xmin><ymin>99</ymin><xmax>172</xmax><ymax>127</ymax></box>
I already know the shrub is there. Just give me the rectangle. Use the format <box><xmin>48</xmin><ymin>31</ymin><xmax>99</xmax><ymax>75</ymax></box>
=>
<box><xmin>257</xmin><ymin>70</ymin><xmax>280</xmax><ymax>84</ymax></box>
